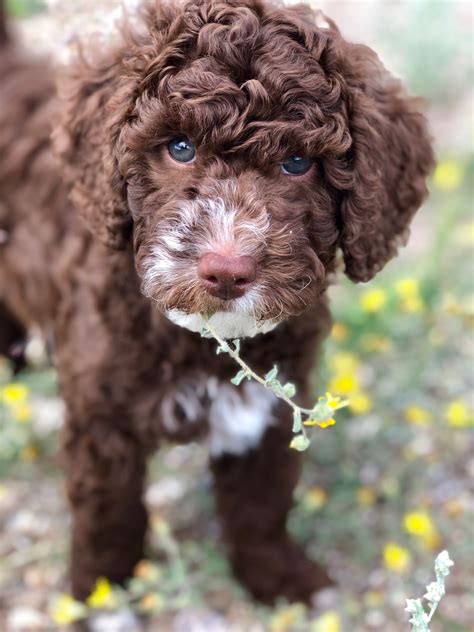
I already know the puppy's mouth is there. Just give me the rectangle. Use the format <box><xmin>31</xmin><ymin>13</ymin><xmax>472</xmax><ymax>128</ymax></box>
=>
<box><xmin>165</xmin><ymin>309</ymin><xmax>281</xmax><ymax>339</ymax></box>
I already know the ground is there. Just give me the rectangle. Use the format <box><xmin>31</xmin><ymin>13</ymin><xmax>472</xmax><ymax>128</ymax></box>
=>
<box><xmin>1</xmin><ymin>1</ymin><xmax>473</xmax><ymax>631</ymax></box>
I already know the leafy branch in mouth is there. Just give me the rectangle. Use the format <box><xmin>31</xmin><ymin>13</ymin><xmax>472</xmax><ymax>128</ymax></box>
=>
<box><xmin>201</xmin><ymin>318</ymin><xmax>348</xmax><ymax>451</ymax></box>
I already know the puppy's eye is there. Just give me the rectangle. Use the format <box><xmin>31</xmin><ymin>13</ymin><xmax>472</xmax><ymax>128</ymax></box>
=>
<box><xmin>281</xmin><ymin>156</ymin><xmax>312</xmax><ymax>175</ymax></box>
<box><xmin>168</xmin><ymin>137</ymin><xmax>196</xmax><ymax>163</ymax></box>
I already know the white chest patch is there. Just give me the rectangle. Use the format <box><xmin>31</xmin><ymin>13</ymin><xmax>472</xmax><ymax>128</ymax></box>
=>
<box><xmin>207</xmin><ymin>379</ymin><xmax>276</xmax><ymax>457</ymax></box>
<box><xmin>166</xmin><ymin>309</ymin><xmax>279</xmax><ymax>339</ymax></box>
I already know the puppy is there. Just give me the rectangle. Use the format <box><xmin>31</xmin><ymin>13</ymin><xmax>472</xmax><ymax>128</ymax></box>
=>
<box><xmin>0</xmin><ymin>0</ymin><xmax>434</xmax><ymax>604</ymax></box>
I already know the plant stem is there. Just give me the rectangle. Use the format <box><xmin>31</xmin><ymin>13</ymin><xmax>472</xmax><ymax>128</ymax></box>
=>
<box><xmin>203</xmin><ymin>318</ymin><xmax>311</xmax><ymax>439</ymax></box>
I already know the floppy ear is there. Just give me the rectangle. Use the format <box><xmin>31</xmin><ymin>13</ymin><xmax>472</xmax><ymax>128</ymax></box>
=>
<box><xmin>334</xmin><ymin>41</ymin><xmax>435</xmax><ymax>282</ymax></box>
<box><xmin>54</xmin><ymin>53</ymin><xmax>134</xmax><ymax>250</ymax></box>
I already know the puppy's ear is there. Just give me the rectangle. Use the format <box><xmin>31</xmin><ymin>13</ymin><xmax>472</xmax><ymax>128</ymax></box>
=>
<box><xmin>54</xmin><ymin>55</ymin><xmax>133</xmax><ymax>250</ymax></box>
<box><xmin>334</xmin><ymin>40</ymin><xmax>435</xmax><ymax>282</ymax></box>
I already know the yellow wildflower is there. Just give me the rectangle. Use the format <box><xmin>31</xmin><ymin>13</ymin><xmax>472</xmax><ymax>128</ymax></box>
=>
<box><xmin>403</xmin><ymin>510</ymin><xmax>440</xmax><ymax>550</ymax></box>
<box><xmin>51</xmin><ymin>594</ymin><xmax>86</xmax><ymax>626</ymax></box>
<box><xmin>395</xmin><ymin>278</ymin><xmax>423</xmax><ymax>312</ymax></box>
<box><xmin>311</xmin><ymin>610</ymin><xmax>341</xmax><ymax>632</ymax></box>
<box><xmin>329</xmin><ymin>352</ymin><xmax>359</xmax><ymax>374</ymax></box>
<box><xmin>404</xmin><ymin>405</ymin><xmax>432</xmax><ymax>426</ymax></box>
<box><xmin>360</xmin><ymin>288</ymin><xmax>387</xmax><ymax>313</ymax></box>
<box><xmin>395</xmin><ymin>278</ymin><xmax>419</xmax><ymax>297</ymax></box>
<box><xmin>11</xmin><ymin>402</ymin><xmax>32</xmax><ymax>423</ymax></box>
<box><xmin>357</xmin><ymin>487</ymin><xmax>377</xmax><ymax>507</ymax></box>
<box><xmin>328</xmin><ymin>373</ymin><xmax>358</xmax><ymax>396</ymax></box>
<box><xmin>383</xmin><ymin>542</ymin><xmax>411</xmax><ymax>573</ymax></box>
<box><xmin>433</xmin><ymin>159</ymin><xmax>463</xmax><ymax>191</ymax></box>
<box><xmin>330</xmin><ymin>323</ymin><xmax>348</xmax><ymax>342</ymax></box>
<box><xmin>305</xmin><ymin>417</ymin><xmax>336</xmax><ymax>429</ymax></box>
<box><xmin>445</xmin><ymin>400</ymin><xmax>473</xmax><ymax>427</ymax></box>
<box><xmin>304</xmin><ymin>487</ymin><xmax>328</xmax><ymax>510</ymax></box>
<box><xmin>86</xmin><ymin>577</ymin><xmax>115</xmax><ymax>609</ymax></box>
<box><xmin>270</xmin><ymin>604</ymin><xmax>306</xmax><ymax>632</ymax></box>
<box><xmin>349</xmin><ymin>392</ymin><xmax>372</xmax><ymax>415</ymax></box>
<box><xmin>1</xmin><ymin>383</ymin><xmax>29</xmax><ymax>406</ymax></box>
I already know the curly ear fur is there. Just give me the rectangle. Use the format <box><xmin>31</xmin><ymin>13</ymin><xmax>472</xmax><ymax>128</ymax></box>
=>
<box><xmin>54</xmin><ymin>53</ymin><xmax>129</xmax><ymax>249</ymax></box>
<box><xmin>333</xmin><ymin>38</ymin><xmax>435</xmax><ymax>281</ymax></box>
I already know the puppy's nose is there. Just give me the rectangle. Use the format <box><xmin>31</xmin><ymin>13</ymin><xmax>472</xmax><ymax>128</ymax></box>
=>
<box><xmin>198</xmin><ymin>252</ymin><xmax>257</xmax><ymax>300</ymax></box>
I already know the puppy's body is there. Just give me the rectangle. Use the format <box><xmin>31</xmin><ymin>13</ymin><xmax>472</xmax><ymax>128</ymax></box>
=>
<box><xmin>0</xmin><ymin>0</ymin><xmax>433</xmax><ymax>603</ymax></box>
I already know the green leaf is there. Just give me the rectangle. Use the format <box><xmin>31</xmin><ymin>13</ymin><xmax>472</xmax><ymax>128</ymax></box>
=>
<box><xmin>200</xmin><ymin>327</ymin><xmax>211</xmax><ymax>338</ymax></box>
<box><xmin>283</xmin><ymin>382</ymin><xmax>296</xmax><ymax>398</ymax></box>
<box><xmin>292</xmin><ymin>409</ymin><xmax>302</xmax><ymax>433</ymax></box>
<box><xmin>216</xmin><ymin>342</ymin><xmax>230</xmax><ymax>355</ymax></box>
<box><xmin>230</xmin><ymin>369</ymin><xmax>248</xmax><ymax>385</ymax></box>
<box><xmin>232</xmin><ymin>339</ymin><xmax>241</xmax><ymax>353</ymax></box>
<box><xmin>289</xmin><ymin>434</ymin><xmax>310</xmax><ymax>451</ymax></box>
<box><xmin>264</xmin><ymin>365</ymin><xmax>279</xmax><ymax>383</ymax></box>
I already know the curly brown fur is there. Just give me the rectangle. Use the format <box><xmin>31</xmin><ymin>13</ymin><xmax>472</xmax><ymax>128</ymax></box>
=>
<box><xmin>0</xmin><ymin>0</ymin><xmax>434</xmax><ymax>605</ymax></box>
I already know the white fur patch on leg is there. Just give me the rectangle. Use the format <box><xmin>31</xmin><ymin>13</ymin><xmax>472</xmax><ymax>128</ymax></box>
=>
<box><xmin>208</xmin><ymin>380</ymin><xmax>276</xmax><ymax>457</ymax></box>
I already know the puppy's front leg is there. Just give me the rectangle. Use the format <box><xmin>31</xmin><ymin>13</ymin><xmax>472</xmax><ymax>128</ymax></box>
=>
<box><xmin>210</xmin><ymin>414</ymin><xmax>332</xmax><ymax>604</ymax></box>
<box><xmin>62</xmin><ymin>414</ymin><xmax>149</xmax><ymax>600</ymax></box>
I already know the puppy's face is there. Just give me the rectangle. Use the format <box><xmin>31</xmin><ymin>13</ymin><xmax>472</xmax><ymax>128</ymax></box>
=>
<box><xmin>129</xmin><ymin>116</ymin><xmax>338</xmax><ymax>338</ymax></box>
<box><xmin>124</xmin><ymin>7</ymin><xmax>343</xmax><ymax>339</ymax></box>
<box><xmin>62</xmin><ymin>1</ymin><xmax>433</xmax><ymax>339</ymax></box>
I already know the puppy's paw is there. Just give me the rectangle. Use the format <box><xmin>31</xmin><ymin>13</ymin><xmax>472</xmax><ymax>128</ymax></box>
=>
<box><xmin>231</xmin><ymin>536</ymin><xmax>333</xmax><ymax>605</ymax></box>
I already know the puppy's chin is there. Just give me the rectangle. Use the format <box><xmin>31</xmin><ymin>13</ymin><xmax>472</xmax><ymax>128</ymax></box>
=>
<box><xmin>165</xmin><ymin>309</ymin><xmax>280</xmax><ymax>339</ymax></box>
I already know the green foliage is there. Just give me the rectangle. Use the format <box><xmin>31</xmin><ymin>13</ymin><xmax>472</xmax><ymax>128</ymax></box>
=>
<box><xmin>7</xmin><ymin>0</ymin><xmax>45</xmax><ymax>18</ymax></box>
<box><xmin>405</xmin><ymin>550</ymin><xmax>454</xmax><ymax>631</ymax></box>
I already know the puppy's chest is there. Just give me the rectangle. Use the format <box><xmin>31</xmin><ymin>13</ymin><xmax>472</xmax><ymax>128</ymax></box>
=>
<box><xmin>160</xmin><ymin>374</ymin><xmax>276</xmax><ymax>456</ymax></box>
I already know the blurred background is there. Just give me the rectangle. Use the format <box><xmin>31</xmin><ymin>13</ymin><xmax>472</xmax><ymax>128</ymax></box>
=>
<box><xmin>0</xmin><ymin>0</ymin><xmax>472</xmax><ymax>630</ymax></box>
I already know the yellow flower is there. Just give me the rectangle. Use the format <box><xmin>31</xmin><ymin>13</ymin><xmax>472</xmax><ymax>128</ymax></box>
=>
<box><xmin>401</xmin><ymin>294</ymin><xmax>424</xmax><ymax>313</ymax></box>
<box><xmin>395</xmin><ymin>278</ymin><xmax>424</xmax><ymax>312</ymax></box>
<box><xmin>349</xmin><ymin>392</ymin><xmax>372</xmax><ymax>415</ymax></box>
<box><xmin>2</xmin><ymin>383</ymin><xmax>29</xmax><ymax>406</ymax></box>
<box><xmin>445</xmin><ymin>400</ymin><xmax>473</xmax><ymax>427</ymax></box>
<box><xmin>86</xmin><ymin>577</ymin><xmax>115</xmax><ymax>609</ymax></box>
<box><xmin>270</xmin><ymin>604</ymin><xmax>306</xmax><ymax>631</ymax></box>
<box><xmin>360</xmin><ymin>288</ymin><xmax>387</xmax><ymax>313</ymax></box>
<box><xmin>395</xmin><ymin>278</ymin><xmax>419</xmax><ymax>298</ymax></box>
<box><xmin>330</xmin><ymin>323</ymin><xmax>348</xmax><ymax>342</ymax></box>
<box><xmin>304</xmin><ymin>487</ymin><xmax>328</xmax><ymax>510</ymax></box>
<box><xmin>383</xmin><ymin>542</ymin><xmax>411</xmax><ymax>573</ymax></box>
<box><xmin>433</xmin><ymin>160</ymin><xmax>463</xmax><ymax>192</ymax></box>
<box><xmin>329</xmin><ymin>352</ymin><xmax>359</xmax><ymax>374</ymax></box>
<box><xmin>51</xmin><ymin>594</ymin><xmax>86</xmax><ymax>625</ymax></box>
<box><xmin>356</xmin><ymin>486</ymin><xmax>377</xmax><ymax>507</ymax></box>
<box><xmin>11</xmin><ymin>402</ymin><xmax>32</xmax><ymax>423</ymax></box>
<box><xmin>305</xmin><ymin>417</ymin><xmax>336</xmax><ymax>429</ymax></box>
<box><xmin>328</xmin><ymin>373</ymin><xmax>358</xmax><ymax>396</ymax></box>
<box><xmin>403</xmin><ymin>510</ymin><xmax>440</xmax><ymax>550</ymax></box>
<box><xmin>311</xmin><ymin>610</ymin><xmax>341</xmax><ymax>632</ymax></box>
<box><xmin>404</xmin><ymin>405</ymin><xmax>432</xmax><ymax>426</ymax></box>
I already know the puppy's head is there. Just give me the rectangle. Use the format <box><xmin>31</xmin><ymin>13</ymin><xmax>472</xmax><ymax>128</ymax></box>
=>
<box><xmin>57</xmin><ymin>0</ymin><xmax>434</xmax><ymax>338</ymax></box>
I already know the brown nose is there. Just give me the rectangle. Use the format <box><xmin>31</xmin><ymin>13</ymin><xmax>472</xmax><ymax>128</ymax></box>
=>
<box><xmin>197</xmin><ymin>252</ymin><xmax>257</xmax><ymax>300</ymax></box>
